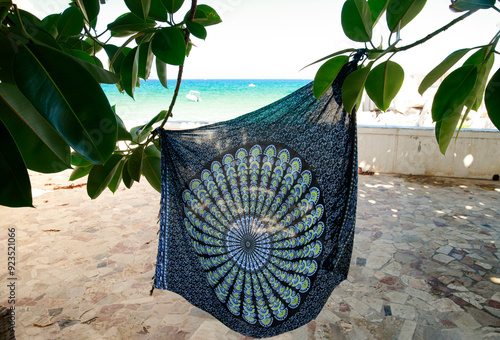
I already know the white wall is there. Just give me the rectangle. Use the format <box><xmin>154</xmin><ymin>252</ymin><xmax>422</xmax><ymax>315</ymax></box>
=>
<box><xmin>358</xmin><ymin>126</ymin><xmax>500</xmax><ymax>180</ymax></box>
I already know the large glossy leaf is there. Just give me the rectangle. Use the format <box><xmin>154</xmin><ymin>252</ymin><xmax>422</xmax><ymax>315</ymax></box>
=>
<box><xmin>71</xmin><ymin>152</ymin><xmax>93</xmax><ymax>167</ymax></box>
<box><xmin>122</xmin><ymin>159</ymin><xmax>134</xmax><ymax>188</ymax></box>
<box><xmin>435</xmin><ymin>105</ymin><xmax>462</xmax><ymax>154</ymax></box>
<box><xmin>342</xmin><ymin>62</ymin><xmax>374</xmax><ymax>114</ymax></box>
<box><xmin>138</xmin><ymin>41</ymin><xmax>154</xmax><ymax>80</ymax></box>
<box><xmin>161</xmin><ymin>0</ymin><xmax>184</xmax><ymax>13</ymax></box>
<box><xmin>108</xmin><ymin>13</ymin><xmax>156</xmax><ymax>36</ymax></box>
<box><xmin>341</xmin><ymin>0</ymin><xmax>372</xmax><ymax>42</ymax></box>
<box><xmin>0</xmin><ymin>32</ymin><xmax>16</xmax><ymax>83</ymax></box>
<box><xmin>130</xmin><ymin>125</ymin><xmax>152</xmax><ymax>143</ymax></box>
<box><xmin>108</xmin><ymin>158</ymin><xmax>125</xmax><ymax>193</ymax></box>
<box><xmin>485</xmin><ymin>68</ymin><xmax>500</xmax><ymax>130</ymax></box>
<box><xmin>57</xmin><ymin>6</ymin><xmax>84</xmax><ymax>37</ymax></box>
<box><xmin>418</xmin><ymin>48</ymin><xmax>470</xmax><ymax>95</ymax></box>
<box><xmin>114</xmin><ymin>108</ymin><xmax>133</xmax><ymax>140</ymax></box>
<box><xmin>0</xmin><ymin>120</ymin><xmax>33</xmax><ymax>208</ymax></box>
<box><xmin>59</xmin><ymin>37</ymin><xmax>92</xmax><ymax>51</ymax></box>
<box><xmin>463</xmin><ymin>47</ymin><xmax>495</xmax><ymax>111</ymax></box>
<box><xmin>313</xmin><ymin>55</ymin><xmax>349</xmax><ymax>99</ymax></box>
<box><xmin>69</xmin><ymin>165</ymin><xmax>93</xmax><ymax>180</ymax></box>
<box><xmin>152</xmin><ymin>27</ymin><xmax>186</xmax><ymax>66</ymax></box>
<box><xmin>0</xmin><ymin>84</ymin><xmax>71</xmax><ymax>173</ymax></box>
<box><xmin>104</xmin><ymin>44</ymin><xmax>131</xmax><ymax>74</ymax></box>
<box><xmin>148</xmin><ymin>0</ymin><xmax>169</xmax><ymax>21</ymax></box>
<box><xmin>128</xmin><ymin>145</ymin><xmax>145</xmax><ymax>181</ymax></box>
<box><xmin>186</xmin><ymin>21</ymin><xmax>207</xmax><ymax>40</ymax></box>
<box><xmin>74</xmin><ymin>0</ymin><xmax>100</xmax><ymax>25</ymax></box>
<box><xmin>386</xmin><ymin>0</ymin><xmax>427</xmax><ymax>32</ymax></box>
<box><xmin>145</xmin><ymin>144</ymin><xmax>161</xmax><ymax>158</ymax></box>
<box><xmin>365</xmin><ymin>60</ymin><xmax>404</xmax><ymax>111</ymax></box>
<box><xmin>137</xmin><ymin>110</ymin><xmax>167</xmax><ymax>139</ymax></box>
<box><xmin>70</xmin><ymin>53</ymin><xmax>121</xmax><ymax>84</ymax></box>
<box><xmin>125</xmin><ymin>0</ymin><xmax>151</xmax><ymax>19</ymax></box>
<box><xmin>87</xmin><ymin>154</ymin><xmax>123</xmax><ymax>199</ymax></box>
<box><xmin>156</xmin><ymin>58</ymin><xmax>168</xmax><ymax>88</ymax></box>
<box><xmin>450</xmin><ymin>0</ymin><xmax>495</xmax><ymax>12</ymax></box>
<box><xmin>188</xmin><ymin>5</ymin><xmax>222</xmax><ymax>26</ymax></box>
<box><xmin>368</xmin><ymin>0</ymin><xmax>390</xmax><ymax>26</ymax></box>
<box><xmin>41</xmin><ymin>14</ymin><xmax>60</xmax><ymax>38</ymax></box>
<box><xmin>431</xmin><ymin>65</ymin><xmax>477</xmax><ymax>121</ymax></box>
<box><xmin>13</xmin><ymin>43</ymin><xmax>117</xmax><ymax>164</ymax></box>
<box><xmin>142</xmin><ymin>155</ymin><xmax>161</xmax><ymax>192</ymax></box>
<box><xmin>121</xmin><ymin>46</ymin><xmax>139</xmax><ymax>98</ymax></box>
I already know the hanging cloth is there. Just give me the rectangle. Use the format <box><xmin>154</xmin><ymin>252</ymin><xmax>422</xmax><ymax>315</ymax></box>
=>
<box><xmin>154</xmin><ymin>57</ymin><xmax>359</xmax><ymax>338</ymax></box>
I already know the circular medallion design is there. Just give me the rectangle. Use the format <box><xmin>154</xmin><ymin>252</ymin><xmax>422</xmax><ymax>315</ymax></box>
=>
<box><xmin>182</xmin><ymin>144</ymin><xmax>326</xmax><ymax>328</ymax></box>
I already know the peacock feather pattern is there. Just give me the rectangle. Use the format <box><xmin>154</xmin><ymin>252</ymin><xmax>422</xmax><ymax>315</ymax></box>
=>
<box><xmin>182</xmin><ymin>144</ymin><xmax>327</xmax><ymax>327</ymax></box>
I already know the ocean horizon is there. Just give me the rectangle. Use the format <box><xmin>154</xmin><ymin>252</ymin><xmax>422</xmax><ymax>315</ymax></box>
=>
<box><xmin>102</xmin><ymin>79</ymin><xmax>311</xmax><ymax>128</ymax></box>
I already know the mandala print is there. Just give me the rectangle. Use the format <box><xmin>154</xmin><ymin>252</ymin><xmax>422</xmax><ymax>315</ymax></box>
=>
<box><xmin>182</xmin><ymin>144</ymin><xmax>326</xmax><ymax>328</ymax></box>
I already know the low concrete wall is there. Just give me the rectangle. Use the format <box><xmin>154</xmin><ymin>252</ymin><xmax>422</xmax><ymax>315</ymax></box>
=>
<box><xmin>358</xmin><ymin>126</ymin><xmax>500</xmax><ymax>179</ymax></box>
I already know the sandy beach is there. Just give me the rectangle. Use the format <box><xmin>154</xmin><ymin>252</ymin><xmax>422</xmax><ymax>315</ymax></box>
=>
<box><xmin>0</xmin><ymin>170</ymin><xmax>499</xmax><ymax>339</ymax></box>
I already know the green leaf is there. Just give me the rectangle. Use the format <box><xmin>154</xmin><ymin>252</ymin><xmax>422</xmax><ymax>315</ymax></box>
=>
<box><xmin>485</xmin><ymin>67</ymin><xmax>500</xmax><ymax>130</ymax></box>
<box><xmin>161</xmin><ymin>0</ymin><xmax>184</xmax><ymax>14</ymax></box>
<box><xmin>128</xmin><ymin>145</ymin><xmax>145</xmax><ymax>181</ymax></box>
<box><xmin>418</xmin><ymin>48</ymin><xmax>470</xmax><ymax>95</ymax></box>
<box><xmin>386</xmin><ymin>0</ymin><xmax>427</xmax><ymax>32</ymax></box>
<box><xmin>186</xmin><ymin>21</ymin><xmax>207</xmax><ymax>40</ymax></box>
<box><xmin>104</xmin><ymin>44</ymin><xmax>131</xmax><ymax>73</ymax></box>
<box><xmin>463</xmin><ymin>47</ymin><xmax>494</xmax><ymax>111</ymax></box>
<box><xmin>59</xmin><ymin>37</ymin><xmax>92</xmax><ymax>51</ymax></box>
<box><xmin>0</xmin><ymin>83</ymin><xmax>71</xmax><ymax>173</ymax></box>
<box><xmin>188</xmin><ymin>5</ymin><xmax>222</xmax><ymax>26</ymax></box>
<box><xmin>342</xmin><ymin>62</ymin><xmax>374</xmax><ymax>114</ymax></box>
<box><xmin>435</xmin><ymin>105</ymin><xmax>462</xmax><ymax>154</ymax></box>
<box><xmin>57</xmin><ymin>6</ymin><xmax>84</xmax><ymax>37</ymax></box>
<box><xmin>0</xmin><ymin>120</ymin><xmax>33</xmax><ymax>207</ymax></box>
<box><xmin>130</xmin><ymin>125</ymin><xmax>152</xmax><ymax>143</ymax></box>
<box><xmin>151</xmin><ymin>27</ymin><xmax>186</xmax><ymax>66</ymax></box>
<box><xmin>365</xmin><ymin>60</ymin><xmax>404</xmax><ymax>111</ymax></box>
<box><xmin>13</xmin><ymin>43</ymin><xmax>117</xmax><ymax>164</ymax></box>
<box><xmin>69</xmin><ymin>165</ymin><xmax>93</xmax><ymax>181</ymax></box>
<box><xmin>114</xmin><ymin>108</ymin><xmax>133</xmax><ymax>140</ymax></box>
<box><xmin>121</xmin><ymin>46</ymin><xmax>139</xmax><ymax>98</ymax></box>
<box><xmin>42</xmin><ymin>13</ymin><xmax>60</xmax><ymax>38</ymax></box>
<box><xmin>156</xmin><ymin>58</ymin><xmax>168</xmax><ymax>88</ymax></box>
<box><xmin>74</xmin><ymin>0</ymin><xmax>100</xmax><ymax>25</ymax></box>
<box><xmin>137</xmin><ymin>110</ymin><xmax>167</xmax><ymax>139</ymax></box>
<box><xmin>122</xmin><ymin>159</ymin><xmax>134</xmax><ymax>188</ymax></box>
<box><xmin>108</xmin><ymin>158</ymin><xmax>125</xmax><ymax>193</ymax></box>
<box><xmin>107</xmin><ymin>13</ymin><xmax>156</xmax><ymax>36</ymax></box>
<box><xmin>341</xmin><ymin>0</ymin><xmax>372</xmax><ymax>42</ymax></box>
<box><xmin>0</xmin><ymin>32</ymin><xmax>16</xmax><ymax>83</ymax></box>
<box><xmin>87</xmin><ymin>153</ymin><xmax>123</xmax><ymax>199</ymax></box>
<box><xmin>70</xmin><ymin>53</ymin><xmax>121</xmax><ymax>84</ymax></box>
<box><xmin>125</xmin><ymin>0</ymin><xmax>151</xmax><ymax>19</ymax></box>
<box><xmin>431</xmin><ymin>65</ymin><xmax>477</xmax><ymax>121</ymax></box>
<box><xmin>148</xmin><ymin>0</ymin><xmax>169</xmax><ymax>21</ymax></box>
<box><xmin>142</xmin><ymin>155</ymin><xmax>161</xmax><ymax>192</ymax></box>
<box><xmin>313</xmin><ymin>55</ymin><xmax>349</xmax><ymax>99</ymax></box>
<box><xmin>138</xmin><ymin>41</ymin><xmax>154</xmax><ymax>80</ymax></box>
<box><xmin>71</xmin><ymin>152</ymin><xmax>93</xmax><ymax>167</ymax></box>
<box><xmin>449</xmin><ymin>0</ymin><xmax>495</xmax><ymax>12</ymax></box>
<box><xmin>368</xmin><ymin>0</ymin><xmax>390</xmax><ymax>26</ymax></box>
<box><xmin>145</xmin><ymin>143</ymin><xmax>161</xmax><ymax>158</ymax></box>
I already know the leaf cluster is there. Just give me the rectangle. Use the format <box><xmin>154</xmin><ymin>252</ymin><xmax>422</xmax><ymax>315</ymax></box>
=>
<box><xmin>311</xmin><ymin>0</ymin><xmax>500</xmax><ymax>155</ymax></box>
<box><xmin>0</xmin><ymin>0</ymin><xmax>221</xmax><ymax>207</ymax></box>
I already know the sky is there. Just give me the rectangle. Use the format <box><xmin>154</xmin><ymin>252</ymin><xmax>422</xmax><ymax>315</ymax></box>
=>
<box><xmin>16</xmin><ymin>0</ymin><xmax>500</xmax><ymax>79</ymax></box>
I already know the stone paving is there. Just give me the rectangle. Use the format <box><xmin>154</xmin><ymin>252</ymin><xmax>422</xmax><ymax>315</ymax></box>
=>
<box><xmin>0</xmin><ymin>171</ymin><xmax>499</xmax><ymax>339</ymax></box>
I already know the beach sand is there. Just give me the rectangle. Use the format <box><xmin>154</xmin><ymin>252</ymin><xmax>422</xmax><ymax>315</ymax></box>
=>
<box><xmin>1</xmin><ymin>170</ymin><xmax>499</xmax><ymax>339</ymax></box>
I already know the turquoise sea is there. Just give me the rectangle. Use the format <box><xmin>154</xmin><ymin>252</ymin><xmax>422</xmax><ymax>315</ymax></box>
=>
<box><xmin>102</xmin><ymin>79</ymin><xmax>311</xmax><ymax>127</ymax></box>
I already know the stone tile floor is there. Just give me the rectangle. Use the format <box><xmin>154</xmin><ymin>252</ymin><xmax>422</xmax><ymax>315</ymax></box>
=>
<box><xmin>0</xmin><ymin>171</ymin><xmax>499</xmax><ymax>339</ymax></box>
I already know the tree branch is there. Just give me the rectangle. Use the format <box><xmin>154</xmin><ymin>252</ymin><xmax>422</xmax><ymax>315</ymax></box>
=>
<box><xmin>158</xmin><ymin>0</ymin><xmax>197</xmax><ymax>131</ymax></box>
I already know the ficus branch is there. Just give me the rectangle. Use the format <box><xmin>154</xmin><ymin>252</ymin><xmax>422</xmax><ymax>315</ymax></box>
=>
<box><xmin>157</xmin><ymin>0</ymin><xmax>198</xmax><ymax>132</ymax></box>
